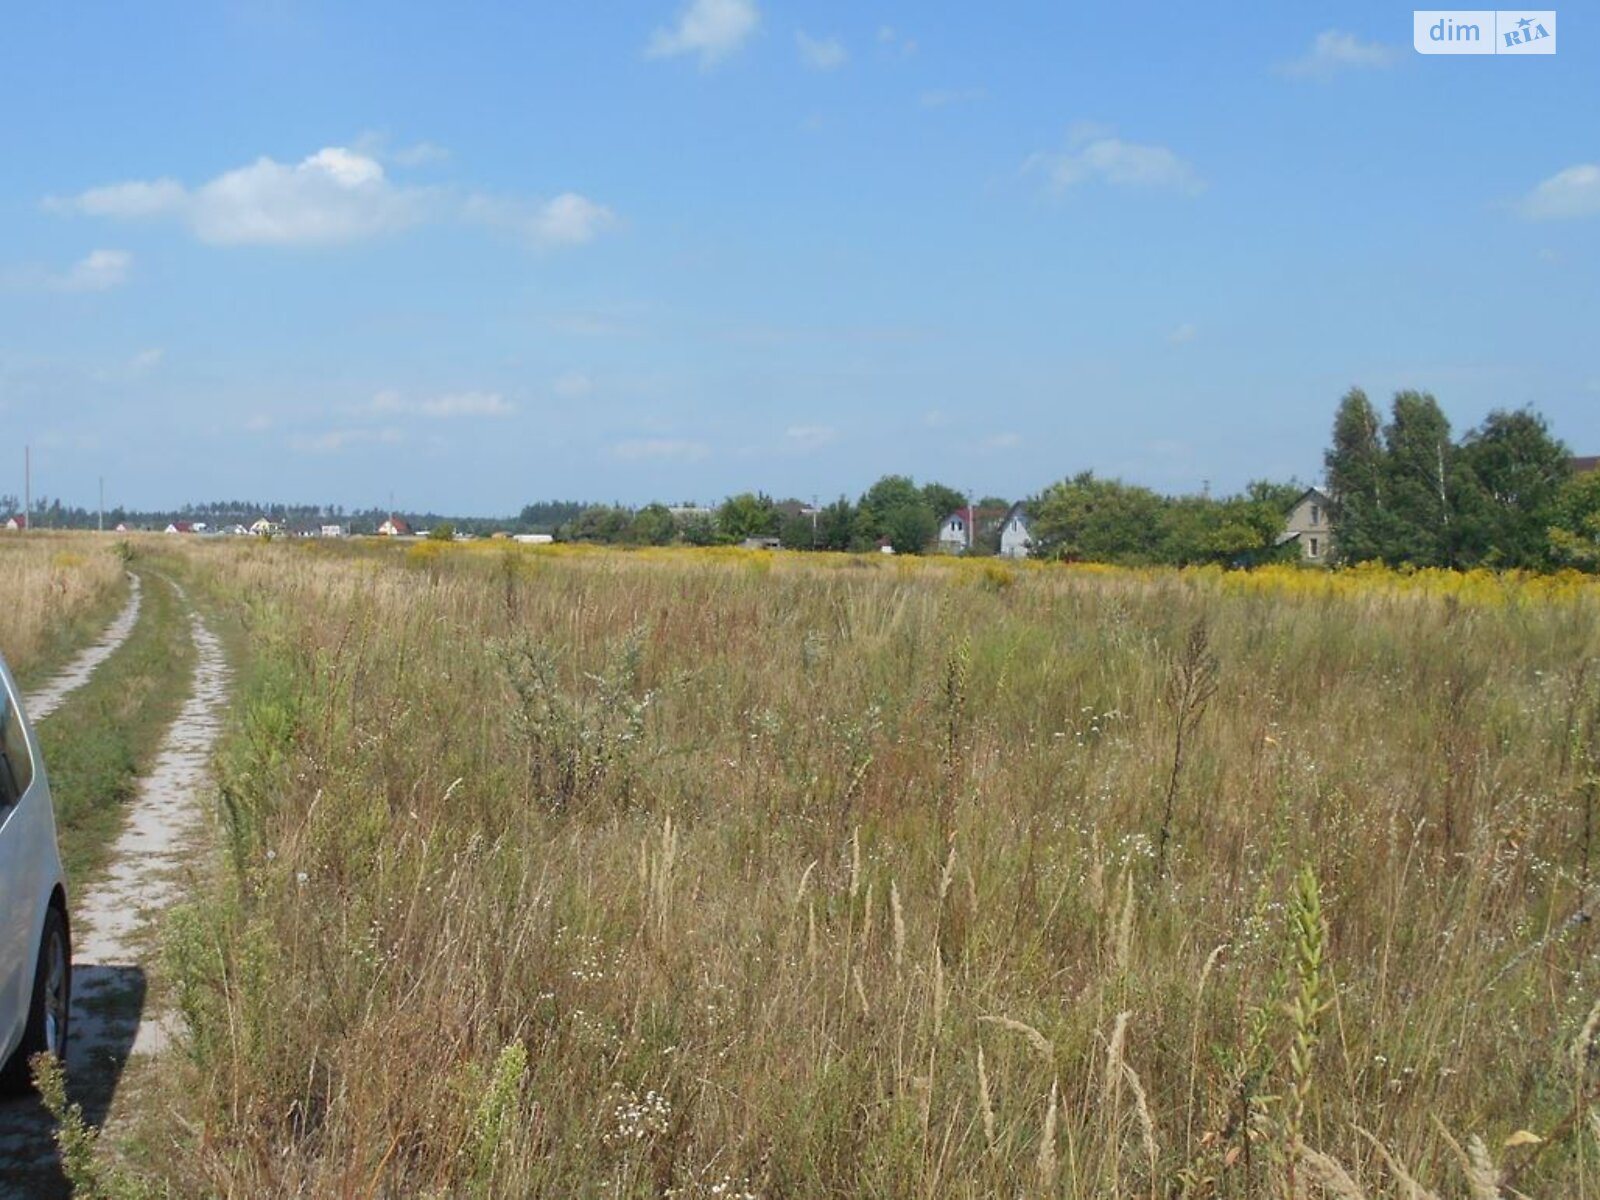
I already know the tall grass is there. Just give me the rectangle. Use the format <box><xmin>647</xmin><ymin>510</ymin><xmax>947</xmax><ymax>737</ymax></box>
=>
<box><xmin>0</xmin><ymin>532</ymin><xmax>128</xmax><ymax>685</ymax></box>
<box><xmin>146</xmin><ymin>541</ymin><xmax>1600</xmax><ymax>1196</ymax></box>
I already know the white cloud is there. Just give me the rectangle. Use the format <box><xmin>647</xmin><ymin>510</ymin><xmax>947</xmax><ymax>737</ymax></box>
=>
<box><xmin>59</xmin><ymin>148</ymin><xmax>426</xmax><ymax>244</ymax></box>
<box><xmin>463</xmin><ymin>191</ymin><xmax>618</xmax><ymax>248</ymax></box>
<box><xmin>876</xmin><ymin>24</ymin><xmax>916</xmax><ymax>54</ymax></box>
<box><xmin>392</xmin><ymin>141</ymin><xmax>450</xmax><ymax>167</ymax></box>
<box><xmin>796</xmin><ymin>31</ymin><xmax>846</xmax><ymax>70</ymax></box>
<box><xmin>52</xmin><ymin>248</ymin><xmax>132</xmax><ymax>292</ymax></box>
<box><xmin>352</xmin><ymin>131</ymin><xmax>451</xmax><ymax>168</ymax></box>
<box><xmin>245</xmin><ymin>414</ymin><xmax>273</xmax><ymax>433</ymax></box>
<box><xmin>1168</xmin><ymin>322</ymin><xmax>1198</xmax><ymax>345</ymax></box>
<box><xmin>924</xmin><ymin>409</ymin><xmax>950</xmax><ymax>428</ymax></box>
<box><xmin>366</xmin><ymin>390</ymin><xmax>513</xmax><ymax>418</ymax></box>
<box><xmin>1519</xmin><ymin>164</ymin><xmax>1600</xmax><ymax>220</ymax></box>
<box><xmin>785</xmin><ymin>424</ymin><xmax>837</xmax><ymax>451</ymax></box>
<box><xmin>1277</xmin><ymin>30</ymin><xmax>1396</xmax><ymax>79</ymax></box>
<box><xmin>553</xmin><ymin>370</ymin><xmax>594</xmax><ymax>400</ymax></box>
<box><xmin>532</xmin><ymin>193</ymin><xmax>617</xmax><ymax>246</ymax></box>
<box><xmin>51</xmin><ymin>146</ymin><xmax>614</xmax><ymax>249</ymax></box>
<box><xmin>417</xmin><ymin>392</ymin><xmax>513</xmax><ymax>418</ymax></box>
<box><xmin>983</xmin><ymin>432</ymin><xmax>1022</xmax><ymax>450</ymax></box>
<box><xmin>291</xmin><ymin>427</ymin><xmax>404</xmax><ymax>454</ymax></box>
<box><xmin>647</xmin><ymin>0</ymin><xmax>759</xmax><ymax>66</ymax></box>
<box><xmin>88</xmin><ymin>344</ymin><xmax>163</xmax><ymax>383</ymax></box>
<box><xmin>69</xmin><ymin>180</ymin><xmax>185</xmax><ymax>219</ymax></box>
<box><xmin>608</xmin><ymin>438</ymin><xmax>711</xmax><ymax>463</ymax></box>
<box><xmin>921</xmin><ymin>87</ymin><xmax>986</xmax><ymax>109</ymax></box>
<box><xmin>1026</xmin><ymin>125</ymin><xmax>1205</xmax><ymax>197</ymax></box>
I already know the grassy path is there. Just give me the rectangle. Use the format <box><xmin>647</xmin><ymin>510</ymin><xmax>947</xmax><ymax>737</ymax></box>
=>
<box><xmin>11</xmin><ymin>566</ymin><xmax>132</xmax><ymax>698</ymax></box>
<box><xmin>21</xmin><ymin>574</ymin><xmax>143</xmax><ymax>725</ymax></box>
<box><xmin>34</xmin><ymin>569</ymin><xmax>197</xmax><ymax>884</ymax></box>
<box><xmin>0</xmin><ymin>566</ymin><xmax>225</xmax><ymax>1196</ymax></box>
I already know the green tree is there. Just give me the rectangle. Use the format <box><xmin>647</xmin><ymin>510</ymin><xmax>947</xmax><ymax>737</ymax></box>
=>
<box><xmin>857</xmin><ymin>476</ymin><xmax>936</xmax><ymax>552</ymax></box>
<box><xmin>1550</xmin><ymin>470</ymin><xmax>1600</xmax><ymax>570</ymax></box>
<box><xmin>678</xmin><ymin>512</ymin><xmax>717</xmax><ymax>546</ymax></box>
<box><xmin>920</xmin><ymin>482</ymin><xmax>966</xmax><ymax>523</ymax></box>
<box><xmin>1324</xmin><ymin>388</ymin><xmax>1388</xmax><ymax>564</ymax></box>
<box><xmin>817</xmin><ymin>497</ymin><xmax>858</xmax><ymax>551</ymax></box>
<box><xmin>1382</xmin><ymin>391</ymin><xmax>1457</xmax><ymax>567</ymax></box>
<box><xmin>1155</xmin><ymin>485</ymin><xmax>1297</xmax><ymax>567</ymax></box>
<box><xmin>1453</xmin><ymin>408</ymin><xmax>1571</xmax><ymax>568</ymax></box>
<box><xmin>778</xmin><ymin>510</ymin><xmax>818</xmax><ymax>549</ymax></box>
<box><xmin>428</xmin><ymin>522</ymin><xmax>455</xmax><ymax>542</ymax></box>
<box><xmin>564</xmin><ymin>506</ymin><xmax>630</xmax><ymax>543</ymax></box>
<box><xmin>518</xmin><ymin>501</ymin><xmax>586</xmax><ymax>531</ymax></box>
<box><xmin>1031</xmin><ymin>472</ymin><xmax>1165</xmax><ymax>564</ymax></box>
<box><xmin>880</xmin><ymin>501</ymin><xmax>938</xmax><ymax>554</ymax></box>
<box><xmin>716</xmin><ymin>492</ymin><xmax>780</xmax><ymax>542</ymax></box>
<box><xmin>626</xmin><ymin>503</ymin><xmax>677</xmax><ymax>546</ymax></box>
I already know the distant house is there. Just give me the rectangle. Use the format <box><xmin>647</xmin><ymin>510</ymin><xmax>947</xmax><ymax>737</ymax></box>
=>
<box><xmin>513</xmin><ymin>534</ymin><xmax>555</xmax><ymax>545</ymax></box>
<box><xmin>249</xmin><ymin>518</ymin><xmax>281</xmax><ymax>536</ymax></box>
<box><xmin>1573</xmin><ymin>456</ymin><xmax>1599</xmax><ymax>475</ymax></box>
<box><xmin>378</xmin><ymin>516</ymin><xmax>411</xmax><ymax>537</ymax></box>
<box><xmin>1281</xmin><ymin>487</ymin><xmax>1335</xmax><ymax>564</ymax></box>
<box><xmin>320</xmin><ymin>524</ymin><xmax>344</xmax><ymax>538</ymax></box>
<box><xmin>998</xmin><ymin>502</ymin><xmax>1034</xmax><ymax>560</ymax></box>
<box><xmin>4</xmin><ymin>515</ymin><xmax>26</xmax><ymax>531</ymax></box>
<box><xmin>114</xmin><ymin>522</ymin><xmax>128</xmax><ymax>534</ymax></box>
<box><xmin>740</xmin><ymin>537</ymin><xmax>782</xmax><ymax>551</ymax></box>
<box><xmin>936</xmin><ymin>506</ymin><xmax>1008</xmax><ymax>554</ymax></box>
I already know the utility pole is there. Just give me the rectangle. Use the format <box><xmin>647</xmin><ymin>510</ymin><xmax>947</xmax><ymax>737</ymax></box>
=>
<box><xmin>99</xmin><ymin>476</ymin><xmax>104</xmax><ymax>533</ymax></box>
<box><xmin>23</xmin><ymin>446</ymin><xmax>30</xmax><ymax>533</ymax></box>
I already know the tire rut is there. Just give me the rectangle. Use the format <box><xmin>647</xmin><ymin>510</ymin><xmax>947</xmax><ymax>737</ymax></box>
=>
<box><xmin>22</xmin><ymin>573</ymin><xmax>143</xmax><ymax>724</ymax></box>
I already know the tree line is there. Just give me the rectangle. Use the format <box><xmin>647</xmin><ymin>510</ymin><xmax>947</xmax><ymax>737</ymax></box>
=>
<box><xmin>7</xmin><ymin>392</ymin><xmax>1593</xmax><ymax>571</ymax></box>
<box><xmin>556</xmin><ymin>478</ymin><xmax>983</xmax><ymax>554</ymax></box>
<box><xmin>553</xmin><ymin>474</ymin><xmax>1312</xmax><ymax>567</ymax></box>
<box><xmin>1325</xmin><ymin>389</ymin><xmax>1595</xmax><ymax>570</ymax></box>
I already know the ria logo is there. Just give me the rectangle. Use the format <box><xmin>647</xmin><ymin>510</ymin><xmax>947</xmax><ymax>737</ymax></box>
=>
<box><xmin>1501</xmin><ymin>13</ymin><xmax>1552</xmax><ymax>47</ymax></box>
<box><xmin>1413</xmin><ymin>10</ymin><xmax>1557</xmax><ymax>54</ymax></box>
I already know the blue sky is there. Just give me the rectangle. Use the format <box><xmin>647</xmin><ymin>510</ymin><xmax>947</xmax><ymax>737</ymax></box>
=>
<box><xmin>1</xmin><ymin>2</ymin><xmax>1595</xmax><ymax>514</ymax></box>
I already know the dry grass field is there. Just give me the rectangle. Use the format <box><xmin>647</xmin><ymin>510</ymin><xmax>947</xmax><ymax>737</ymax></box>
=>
<box><xmin>127</xmin><ymin>541</ymin><xmax>1600</xmax><ymax>1196</ymax></box>
<box><xmin>0</xmin><ymin>534</ymin><xmax>128</xmax><ymax>685</ymax></box>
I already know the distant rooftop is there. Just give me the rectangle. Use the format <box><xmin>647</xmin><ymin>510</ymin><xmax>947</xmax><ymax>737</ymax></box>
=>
<box><xmin>1572</xmin><ymin>456</ymin><xmax>1599</xmax><ymax>475</ymax></box>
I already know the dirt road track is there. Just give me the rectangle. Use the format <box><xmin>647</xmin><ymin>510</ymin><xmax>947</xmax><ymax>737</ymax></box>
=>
<box><xmin>0</xmin><ymin>587</ymin><xmax>228</xmax><ymax>1194</ymax></box>
<box><xmin>23</xmin><ymin>574</ymin><xmax>143</xmax><ymax>723</ymax></box>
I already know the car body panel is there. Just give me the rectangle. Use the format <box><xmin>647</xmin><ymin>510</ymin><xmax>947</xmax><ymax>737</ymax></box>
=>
<box><xmin>0</xmin><ymin>656</ymin><xmax>68</xmax><ymax>1068</ymax></box>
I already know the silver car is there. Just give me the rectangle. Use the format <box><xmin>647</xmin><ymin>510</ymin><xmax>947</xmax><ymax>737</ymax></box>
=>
<box><xmin>0</xmin><ymin>654</ymin><xmax>70</xmax><ymax>1090</ymax></box>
